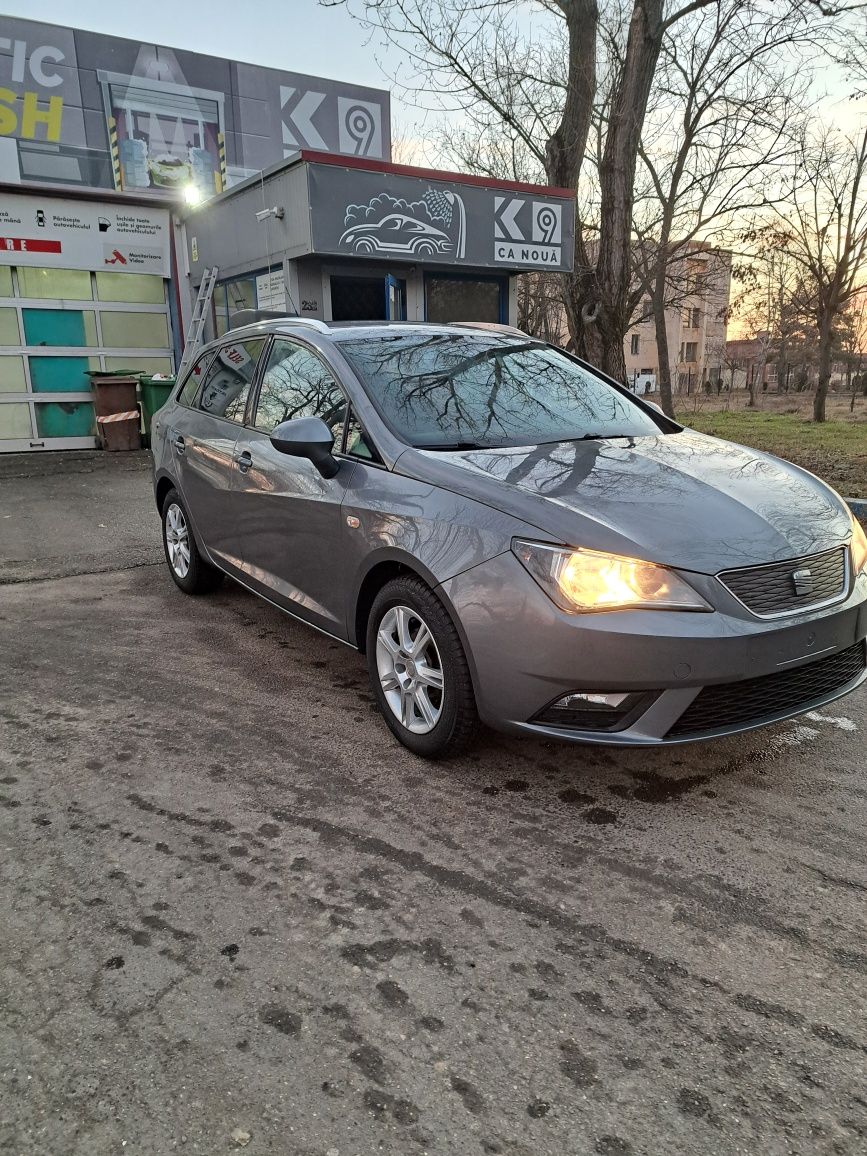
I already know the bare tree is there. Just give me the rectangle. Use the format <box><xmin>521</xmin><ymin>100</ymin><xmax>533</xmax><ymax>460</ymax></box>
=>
<box><xmin>517</xmin><ymin>271</ymin><xmax>571</xmax><ymax>343</ymax></box>
<box><xmin>633</xmin><ymin>1</ymin><xmax>815</xmax><ymax>415</ymax></box>
<box><xmin>755</xmin><ymin>126</ymin><xmax>867</xmax><ymax>420</ymax></box>
<box><xmin>324</xmin><ymin>0</ymin><xmax>850</xmax><ymax>385</ymax></box>
<box><xmin>322</xmin><ymin>0</ymin><xmax>722</xmax><ymax>379</ymax></box>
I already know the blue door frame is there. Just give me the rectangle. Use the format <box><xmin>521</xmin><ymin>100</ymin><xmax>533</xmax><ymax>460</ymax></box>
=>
<box><xmin>385</xmin><ymin>274</ymin><xmax>407</xmax><ymax>320</ymax></box>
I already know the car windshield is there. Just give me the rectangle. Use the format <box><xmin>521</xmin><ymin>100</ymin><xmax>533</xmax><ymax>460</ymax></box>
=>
<box><xmin>337</xmin><ymin>332</ymin><xmax>665</xmax><ymax>449</ymax></box>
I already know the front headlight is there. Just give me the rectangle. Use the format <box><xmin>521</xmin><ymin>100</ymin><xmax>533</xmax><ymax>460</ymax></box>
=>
<box><xmin>512</xmin><ymin>540</ymin><xmax>711</xmax><ymax>613</ymax></box>
<box><xmin>851</xmin><ymin>511</ymin><xmax>867</xmax><ymax>575</ymax></box>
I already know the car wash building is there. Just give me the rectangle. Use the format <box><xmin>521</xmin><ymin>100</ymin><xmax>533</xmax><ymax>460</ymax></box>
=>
<box><xmin>0</xmin><ymin>15</ymin><xmax>575</xmax><ymax>454</ymax></box>
<box><xmin>0</xmin><ymin>15</ymin><xmax>391</xmax><ymax>452</ymax></box>
<box><xmin>181</xmin><ymin>153</ymin><xmax>574</xmax><ymax>333</ymax></box>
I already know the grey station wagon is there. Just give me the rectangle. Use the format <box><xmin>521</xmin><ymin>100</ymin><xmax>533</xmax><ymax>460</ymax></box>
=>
<box><xmin>152</xmin><ymin>319</ymin><xmax>867</xmax><ymax>758</ymax></box>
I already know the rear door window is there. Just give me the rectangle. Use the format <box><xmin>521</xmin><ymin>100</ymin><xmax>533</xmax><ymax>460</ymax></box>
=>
<box><xmin>197</xmin><ymin>338</ymin><xmax>267</xmax><ymax>423</ymax></box>
<box><xmin>177</xmin><ymin>352</ymin><xmax>213</xmax><ymax>407</ymax></box>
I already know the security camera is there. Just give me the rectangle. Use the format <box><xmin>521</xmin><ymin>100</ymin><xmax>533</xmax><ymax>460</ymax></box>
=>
<box><xmin>255</xmin><ymin>206</ymin><xmax>285</xmax><ymax>222</ymax></box>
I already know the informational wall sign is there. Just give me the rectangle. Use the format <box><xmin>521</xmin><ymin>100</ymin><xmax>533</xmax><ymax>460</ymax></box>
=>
<box><xmin>0</xmin><ymin>192</ymin><xmax>171</xmax><ymax>274</ymax></box>
<box><xmin>255</xmin><ymin>269</ymin><xmax>286</xmax><ymax>311</ymax></box>
<box><xmin>0</xmin><ymin>16</ymin><xmax>391</xmax><ymax>196</ymax></box>
<box><xmin>307</xmin><ymin>165</ymin><xmax>575</xmax><ymax>273</ymax></box>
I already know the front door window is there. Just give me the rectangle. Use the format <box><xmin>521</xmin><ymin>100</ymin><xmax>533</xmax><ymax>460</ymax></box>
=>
<box><xmin>253</xmin><ymin>338</ymin><xmax>346</xmax><ymax>438</ymax></box>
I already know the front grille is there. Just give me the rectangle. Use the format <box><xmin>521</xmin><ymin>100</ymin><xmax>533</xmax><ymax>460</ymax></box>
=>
<box><xmin>667</xmin><ymin>641</ymin><xmax>866</xmax><ymax>738</ymax></box>
<box><xmin>718</xmin><ymin>547</ymin><xmax>847</xmax><ymax>616</ymax></box>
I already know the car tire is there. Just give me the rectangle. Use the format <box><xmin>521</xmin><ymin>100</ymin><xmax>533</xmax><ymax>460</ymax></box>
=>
<box><xmin>161</xmin><ymin>488</ymin><xmax>224</xmax><ymax>595</ymax></box>
<box><xmin>367</xmin><ymin>575</ymin><xmax>478</xmax><ymax>759</ymax></box>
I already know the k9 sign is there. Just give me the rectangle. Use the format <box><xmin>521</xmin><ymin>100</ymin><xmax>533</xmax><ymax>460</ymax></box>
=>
<box><xmin>307</xmin><ymin>163</ymin><xmax>575</xmax><ymax>273</ymax></box>
<box><xmin>493</xmin><ymin>197</ymin><xmax>564</xmax><ymax>266</ymax></box>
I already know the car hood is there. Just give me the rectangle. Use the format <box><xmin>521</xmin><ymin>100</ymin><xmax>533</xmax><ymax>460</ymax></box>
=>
<box><xmin>395</xmin><ymin>429</ymin><xmax>851</xmax><ymax>574</ymax></box>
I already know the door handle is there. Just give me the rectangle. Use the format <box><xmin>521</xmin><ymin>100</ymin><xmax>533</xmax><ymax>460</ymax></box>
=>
<box><xmin>170</xmin><ymin>432</ymin><xmax>185</xmax><ymax>454</ymax></box>
<box><xmin>234</xmin><ymin>449</ymin><xmax>253</xmax><ymax>473</ymax></box>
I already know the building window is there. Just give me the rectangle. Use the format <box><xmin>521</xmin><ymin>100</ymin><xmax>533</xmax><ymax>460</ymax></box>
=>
<box><xmin>212</xmin><ymin>278</ymin><xmax>257</xmax><ymax>337</ymax></box>
<box><xmin>685</xmin><ymin>342</ymin><xmax>698</xmax><ymax>363</ymax></box>
<box><xmin>95</xmin><ymin>272</ymin><xmax>166</xmax><ymax>304</ymax></box>
<box><xmin>630</xmin><ymin>334</ymin><xmax>640</xmax><ymax>356</ymax></box>
<box><xmin>425</xmin><ymin>275</ymin><xmax>505</xmax><ymax>324</ymax></box>
<box><xmin>100</xmin><ymin>311</ymin><xmax>170</xmax><ymax>349</ymax></box>
<box><xmin>18</xmin><ymin>267</ymin><xmax>93</xmax><ymax>300</ymax></box>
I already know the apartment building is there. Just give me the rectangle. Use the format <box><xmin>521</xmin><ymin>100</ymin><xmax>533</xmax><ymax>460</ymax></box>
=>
<box><xmin>624</xmin><ymin>246</ymin><xmax>732</xmax><ymax>391</ymax></box>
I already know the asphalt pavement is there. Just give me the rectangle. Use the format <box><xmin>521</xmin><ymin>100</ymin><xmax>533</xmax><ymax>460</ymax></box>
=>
<box><xmin>1</xmin><ymin>452</ymin><xmax>866</xmax><ymax>1156</ymax></box>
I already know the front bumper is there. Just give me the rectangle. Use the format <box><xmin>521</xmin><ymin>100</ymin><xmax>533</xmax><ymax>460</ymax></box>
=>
<box><xmin>439</xmin><ymin>551</ymin><xmax>867</xmax><ymax>745</ymax></box>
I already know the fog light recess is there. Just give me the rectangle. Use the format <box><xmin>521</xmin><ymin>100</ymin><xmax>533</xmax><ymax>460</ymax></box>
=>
<box><xmin>533</xmin><ymin>691</ymin><xmax>653</xmax><ymax>731</ymax></box>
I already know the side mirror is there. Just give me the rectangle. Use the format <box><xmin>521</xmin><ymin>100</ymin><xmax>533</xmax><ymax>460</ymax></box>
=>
<box><xmin>269</xmin><ymin>416</ymin><xmax>339</xmax><ymax>478</ymax></box>
<box><xmin>644</xmin><ymin>400</ymin><xmax>664</xmax><ymax>414</ymax></box>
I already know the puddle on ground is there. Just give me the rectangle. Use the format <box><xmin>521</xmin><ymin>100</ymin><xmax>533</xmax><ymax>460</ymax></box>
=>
<box><xmin>804</xmin><ymin>710</ymin><xmax>857</xmax><ymax>732</ymax></box>
<box><xmin>768</xmin><ymin>725</ymin><xmax>820</xmax><ymax>750</ymax></box>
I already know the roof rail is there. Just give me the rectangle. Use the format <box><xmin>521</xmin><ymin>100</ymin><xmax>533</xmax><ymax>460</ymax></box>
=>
<box><xmin>448</xmin><ymin>321</ymin><xmax>528</xmax><ymax>338</ymax></box>
<box><xmin>282</xmin><ymin>317</ymin><xmax>331</xmax><ymax>333</ymax></box>
<box><xmin>228</xmin><ymin>309</ymin><xmax>331</xmax><ymax>333</ymax></box>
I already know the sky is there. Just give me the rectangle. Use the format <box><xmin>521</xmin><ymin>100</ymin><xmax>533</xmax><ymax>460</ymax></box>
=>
<box><xmin>0</xmin><ymin>0</ymin><xmax>445</xmax><ymax>159</ymax></box>
<box><xmin>0</xmin><ymin>0</ymin><xmax>385</xmax><ymax>89</ymax></box>
<box><xmin>2</xmin><ymin>0</ymin><xmax>859</xmax><ymax>151</ymax></box>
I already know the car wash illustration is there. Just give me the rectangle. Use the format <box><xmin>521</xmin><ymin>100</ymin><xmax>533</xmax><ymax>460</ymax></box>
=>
<box><xmin>339</xmin><ymin>187</ymin><xmax>467</xmax><ymax>258</ymax></box>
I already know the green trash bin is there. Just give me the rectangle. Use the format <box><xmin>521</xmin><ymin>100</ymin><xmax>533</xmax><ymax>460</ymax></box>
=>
<box><xmin>139</xmin><ymin>375</ymin><xmax>176</xmax><ymax>444</ymax></box>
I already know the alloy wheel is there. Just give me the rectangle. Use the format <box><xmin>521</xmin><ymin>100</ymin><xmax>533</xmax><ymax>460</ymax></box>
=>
<box><xmin>376</xmin><ymin>604</ymin><xmax>444</xmax><ymax>734</ymax></box>
<box><xmin>165</xmin><ymin>502</ymin><xmax>191</xmax><ymax>579</ymax></box>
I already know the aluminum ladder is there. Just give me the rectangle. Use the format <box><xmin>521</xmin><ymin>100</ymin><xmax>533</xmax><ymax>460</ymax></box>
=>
<box><xmin>176</xmin><ymin>266</ymin><xmax>218</xmax><ymax>381</ymax></box>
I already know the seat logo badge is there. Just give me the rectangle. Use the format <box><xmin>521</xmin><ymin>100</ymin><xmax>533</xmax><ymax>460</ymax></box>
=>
<box><xmin>792</xmin><ymin>568</ymin><xmax>813</xmax><ymax>597</ymax></box>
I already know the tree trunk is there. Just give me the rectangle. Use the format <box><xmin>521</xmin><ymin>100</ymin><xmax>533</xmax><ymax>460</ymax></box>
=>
<box><xmin>543</xmin><ymin>3</ymin><xmax>598</xmax><ymax>360</ymax></box>
<box><xmin>653</xmin><ymin>283</ymin><xmax>674</xmax><ymax>416</ymax></box>
<box><xmin>748</xmin><ymin>366</ymin><xmax>757</xmax><ymax>407</ymax></box>
<box><xmin>544</xmin><ymin>1</ymin><xmax>598</xmax><ymax>193</ymax></box>
<box><xmin>558</xmin><ymin>0</ymin><xmax>668</xmax><ymax>378</ymax></box>
<box><xmin>589</xmin><ymin>1</ymin><xmax>666</xmax><ymax>378</ymax></box>
<box><xmin>814</xmin><ymin>310</ymin><xmax>833</xmax><ymax>422</ymax></box>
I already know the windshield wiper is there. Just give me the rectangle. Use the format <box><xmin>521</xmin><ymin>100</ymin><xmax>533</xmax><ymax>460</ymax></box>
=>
<box><xmin>419</xmin><ymin>440</ymin><xmax>496</xmax><ymax>451</ymax></box>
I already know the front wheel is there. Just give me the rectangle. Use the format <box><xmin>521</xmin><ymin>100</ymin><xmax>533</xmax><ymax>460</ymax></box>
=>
<box><xmin>161</xmin><ymin>488</ymin><xmax>224</xmax><ymax>595</ymax></box>
<box><xmin>367</xmin><ymin>576</ymin><xmax>478</xmax><ymax>758</ymax></box>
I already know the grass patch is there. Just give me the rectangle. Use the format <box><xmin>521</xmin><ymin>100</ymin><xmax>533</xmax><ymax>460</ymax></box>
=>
<box><xmin>675</xmin><ymin>410</ymin><xmax>867</xmax><ymax>498</ymax></box>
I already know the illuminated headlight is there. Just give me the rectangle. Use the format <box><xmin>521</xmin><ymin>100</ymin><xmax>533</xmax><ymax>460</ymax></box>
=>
<box><xmin>512</xmin><ymin>540</ymin><xmax>711</xmax><ymax>613</ymax></box>
<box><xmin>851</xmin><ymin>511</ymin><xmax>867</xmax><ymax>576</ymax></box>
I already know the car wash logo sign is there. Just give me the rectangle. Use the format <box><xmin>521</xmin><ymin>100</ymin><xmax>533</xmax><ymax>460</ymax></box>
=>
<box><xmin>280</xmin><ymin>87</ymin><xmax>384</xmax><ymax>158</ymax></box>
<box><xmin>0</xmin><ymin>32</ymin><xmax>66</xmax><ymax>144</ymax></box>
<box><xmin>339</xmin><ymin>188</ymin><xmax>467</xmax><ymax>258</ymax></box>
<box><xmin>493</xmin><ymin>198</ymin><xmax>563</xmax><ymax>266</ymax></box>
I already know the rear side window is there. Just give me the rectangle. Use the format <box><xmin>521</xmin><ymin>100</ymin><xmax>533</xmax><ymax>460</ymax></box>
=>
<box><xmin>253</xmin><ymin>337</ymin><xmax>346</xmax><ymax>439</ymax></box>
<box><xmin>177</xmin><ymin>353</ymin><xmax>212</xmax><ymax>407</ymax></box>
<box><xmin>197</xmin><ymin>338</ymin><xmax>266</xmax><ymax>424</ymax></box>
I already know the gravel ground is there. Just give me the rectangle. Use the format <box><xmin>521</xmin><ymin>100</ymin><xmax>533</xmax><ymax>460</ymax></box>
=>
<box><xmin>1</xmin><ymin>453</ymin><xmax>866</xmax><ymax>1156</ymax></box>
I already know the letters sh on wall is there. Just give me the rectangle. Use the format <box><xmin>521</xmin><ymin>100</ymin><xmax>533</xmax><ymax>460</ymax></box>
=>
<box><xmin>0</xmin><ymin>16</ymin><xmax>391</xmax><ymax>197</ymax></box>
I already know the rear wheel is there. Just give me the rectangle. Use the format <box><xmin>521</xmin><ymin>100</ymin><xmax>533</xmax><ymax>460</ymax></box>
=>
<box><xmin>367</xmin><ymin>576</ymin><xmax>478</xmax><ymax>758</ymax></box>
<box><xmin>161</xmin><ymin>488</ymin><xmax>223</xmax><ymax>595</ymax></box>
